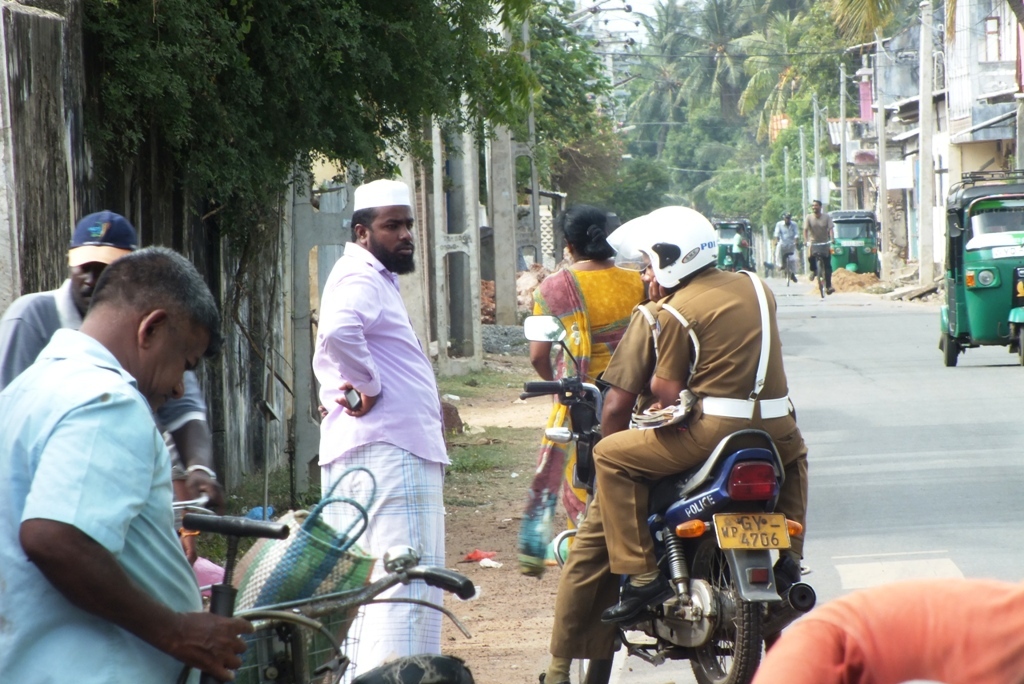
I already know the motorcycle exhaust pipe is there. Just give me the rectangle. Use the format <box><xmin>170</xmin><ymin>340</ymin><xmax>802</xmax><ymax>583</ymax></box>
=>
<box><xmin>762</xmin><ymin>582</ymin><xmax>816</xmax><ymax>638</ymax></box>
<box><xmin>787</xmin><ymin>582</ymin><xmax>816</xmax><ymax>613</ymax></box>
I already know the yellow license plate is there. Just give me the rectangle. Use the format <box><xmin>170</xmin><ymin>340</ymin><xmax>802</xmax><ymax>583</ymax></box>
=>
<box><xmin>713</xmin><ymin>513</ymin><xmax>791</xmax><ymax>550</ymax></box>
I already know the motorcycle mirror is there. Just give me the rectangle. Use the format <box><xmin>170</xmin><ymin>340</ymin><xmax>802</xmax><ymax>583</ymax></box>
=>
<box><xmin>523</xmin><ymin>315</ymin><xmax>568</xmax><ymax>343</ymax></box>
<box><xmin>544</xmin><ymin>427</ymin><xmax>574</xmax><ymax>443</ymax></box>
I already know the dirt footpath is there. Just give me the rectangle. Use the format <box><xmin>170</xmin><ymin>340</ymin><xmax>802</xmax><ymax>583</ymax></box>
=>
<box><xmin>440</xmin><ymin>357</ymin><xmax>566</xmax><ymax>683</ymax></box>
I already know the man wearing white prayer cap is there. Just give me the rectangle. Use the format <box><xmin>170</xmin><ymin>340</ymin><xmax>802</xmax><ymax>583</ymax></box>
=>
<box><xmin>313</xmin><ymin>178</ymin><xmax>449</xmax><ymax>677</ymax></box>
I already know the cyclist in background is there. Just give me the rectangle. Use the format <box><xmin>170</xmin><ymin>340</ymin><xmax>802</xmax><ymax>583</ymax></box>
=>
<box><xmin>773</xmin><ymin>213</ymin><xmax>799</xmax><ymax>283</ymax></box>
<box><xmin>803</xmin><ymin>200</ymin><xmax>835</xmax><ymax>295</ymax></box>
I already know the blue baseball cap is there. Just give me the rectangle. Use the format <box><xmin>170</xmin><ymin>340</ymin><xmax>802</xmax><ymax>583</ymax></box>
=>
<box><xmin>69</xmin><ymin>211</ymin><xmax>138</xmax><ymax>267</ymax></box>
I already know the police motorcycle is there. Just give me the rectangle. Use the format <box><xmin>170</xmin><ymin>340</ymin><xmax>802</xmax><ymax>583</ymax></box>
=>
<box><xmin>522</xmin><ymin>314</ymin><xmax>815</xmax><ymax>684</ymax></box>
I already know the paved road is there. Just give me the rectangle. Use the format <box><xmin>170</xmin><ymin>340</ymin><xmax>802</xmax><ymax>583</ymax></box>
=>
<box><xmin>605</xmin><ymin>276</ymin><xmax>1024</xmax><ymax>683</ymax></box>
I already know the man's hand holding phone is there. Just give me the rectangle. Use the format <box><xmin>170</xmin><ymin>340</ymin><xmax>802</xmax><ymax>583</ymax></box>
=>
<box><xmin>338</xmin><ymin>383</ymin><xmax>376</xmax><ymax>417</ymax></box>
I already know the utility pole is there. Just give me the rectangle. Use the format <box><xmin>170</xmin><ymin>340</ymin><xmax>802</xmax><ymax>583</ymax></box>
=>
<box><xmin>761</xmin><ymin>155</ymin><xmax>766</xmax><ymax>184</ymax></box>
<box><xmin>840</xmin><ymin>63</ymin><xmax>849</xmax><ymax>210</ymax></box>
<box><xmin>522</xmin><ymin>19</ymin><xmax>541</xmax><ymax>249</ymax></box>
<box><xmin>784</xmin><ymin>146</ymin><xmax>790</xmax><ymax>210</ymax></box>
<box><xmin>812</xmin><ymin>93</ymin><xmax>821</xmax><ymax>204</ymax></box>
<box><xmin>918</xmin><ymin>0</ymin><xmax>935</xmax><ymax>284</ymax></box>
<box><xmin>800</xmin><ymin>126</ymin><xmax>808</xmax><ymax>273</ymax></box>
<box><xmin>875</xmin><ymin>31</ymin><xmax>891</xmax><ymax>281</ymax></box>
<box><xmin>799</xmin><ymin>126</ymin><xmax>808</xmax><ymax>216</ymax></box>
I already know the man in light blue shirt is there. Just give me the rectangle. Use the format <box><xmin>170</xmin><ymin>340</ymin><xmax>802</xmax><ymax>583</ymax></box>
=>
<box><xmin>0</xmin><ymin>247</ymin><xmax>250</xmax><ymax>683</ymax></box>
<box><xmin>773</xmin><ymin>212</ymin><xmax>800</xmax><ymax>282</ymax></box>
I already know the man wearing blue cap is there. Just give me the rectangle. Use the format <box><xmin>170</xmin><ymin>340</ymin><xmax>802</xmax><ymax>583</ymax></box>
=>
<box><xmin>0</xmin><ymin>211</ymin><xmax>224</xmax><ymax>528</ymax></box>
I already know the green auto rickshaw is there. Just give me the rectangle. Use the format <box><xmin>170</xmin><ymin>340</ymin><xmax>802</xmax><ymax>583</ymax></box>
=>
<box><xmin>714</xmin><ymin>219</ymin><xmax>754</xmax><ymax>272</ymax></box>
<box><xmin>941</xmin><ymin>170</ymin><xmax>1024</xmax><ymax>367</ymax></box>
<box><xmin>830</xmin><ymin>210</ymin><xmax>880</xmax><ymax>276</ymax></box>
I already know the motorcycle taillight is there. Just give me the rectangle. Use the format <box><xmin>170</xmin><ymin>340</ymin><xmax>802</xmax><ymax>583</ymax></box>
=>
<box><xmin>727</xmin><ymin>462</ymin><xmax>778</xmax><ymax>500</ymax></box>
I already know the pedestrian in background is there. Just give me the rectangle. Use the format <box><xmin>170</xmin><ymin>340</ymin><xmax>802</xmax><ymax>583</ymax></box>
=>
<box><xmin>804</xmin><ymin>200</ymin><xmax>836</xmax><ymax>294</ymax></box>
<box><xmin>0</xmin><ymin>211</ymin><xmax>224</xmax><ymax>547</ymax></box>
<box><xmin>773</xmin><ymin>212</ymin><xmax>800</xmax><ymax>283</ymax></box>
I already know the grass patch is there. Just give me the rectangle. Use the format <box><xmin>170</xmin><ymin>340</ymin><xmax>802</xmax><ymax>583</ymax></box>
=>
<box><xmin>436</xmin><ymin>359</ymin><xmax>535</xmax><ymax>399</ymax></box>
<box><xmin>445</xmin><ymin>426</ymin><xmax>537</xmax><ymax>510</ymax></box>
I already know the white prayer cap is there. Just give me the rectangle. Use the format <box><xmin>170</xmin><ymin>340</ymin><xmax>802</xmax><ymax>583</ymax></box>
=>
<box><xmin>353</xmin><ymin>179</ymin><xmax>412</xmax><ymax>212</ymax></box>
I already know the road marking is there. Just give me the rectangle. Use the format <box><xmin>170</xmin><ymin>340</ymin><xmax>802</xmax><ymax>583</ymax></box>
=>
<box><xmin>832</xmin><ymin>549</ymin><xmax>948</xmax><ymax>560</ymax></box>
<box><xmin>836</xmin><ymin>558</ymin><xmax>963</xmax><ymax>589</ymax></box>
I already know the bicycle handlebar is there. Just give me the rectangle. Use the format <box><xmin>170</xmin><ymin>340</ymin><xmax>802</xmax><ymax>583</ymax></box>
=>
<box><xmin>182</xmin><ymin>513</ymin><xmax>289</xmax><ymax>540</ymax></box>
<box><xmin>405</xmin><ymin>566</ymin><xmax>477</xmax><ymax>600</ymax></box>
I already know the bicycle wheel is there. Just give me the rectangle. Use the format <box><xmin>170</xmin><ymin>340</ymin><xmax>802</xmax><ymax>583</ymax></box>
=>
<box><xmin>816</xmin><ymin>257</ymin><xmax>825</xmax><ymax>298</ymax></box>
<box><xmin>352</xmin><ymin>654</ymin><xmax>474</xmax><ymax>683</ymax></box>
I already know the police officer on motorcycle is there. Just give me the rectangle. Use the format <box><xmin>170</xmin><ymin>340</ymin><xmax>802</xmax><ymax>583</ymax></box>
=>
<box><xmin>541</xmin><ymin>206</ymin><xmax>810</xmax><ymax>684</ymax></box>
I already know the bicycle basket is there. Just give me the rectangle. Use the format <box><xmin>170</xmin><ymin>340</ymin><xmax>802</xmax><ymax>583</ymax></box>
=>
<box><xmin>233</xmin><ymin>467</ymin><xmax>377</xmax><ymax>611</ymax></box>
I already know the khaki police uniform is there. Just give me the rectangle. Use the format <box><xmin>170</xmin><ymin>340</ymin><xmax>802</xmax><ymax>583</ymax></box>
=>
<box><xmin>594</xmin><ymin>268</ymin><xmax>808</xmax><ymax>576</ymax></box>
<box><xmin>550</xmin><ymin>302</ymin><xmax>658</xmax><ymax>660</ymax></box>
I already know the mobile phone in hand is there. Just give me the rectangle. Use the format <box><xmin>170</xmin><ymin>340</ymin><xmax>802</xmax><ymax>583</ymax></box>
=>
<box><xmin>344</xmin><ymin>388</ymin><xmax>363</xmax><ymax>412</ymax></box>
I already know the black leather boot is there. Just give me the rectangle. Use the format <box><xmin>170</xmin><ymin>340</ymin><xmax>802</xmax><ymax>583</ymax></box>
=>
<box><xmin>600</xmin><ymin>575</ymin><xmax>673</xmax><ymax>624</ymax></box>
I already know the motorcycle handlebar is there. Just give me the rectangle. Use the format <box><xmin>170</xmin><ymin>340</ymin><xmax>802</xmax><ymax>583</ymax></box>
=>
<box><xmin>519</xmin><ymin>391</ymin><xmax>552</xmax><ymax>400</ymax></box>
<box><xmin>523</xmin><ymin>381</ymin><xmax>564</xmax><ymax>395</ymax></box>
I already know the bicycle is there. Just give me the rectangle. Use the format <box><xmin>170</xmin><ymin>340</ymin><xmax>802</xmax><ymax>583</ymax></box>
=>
<box><xmin>808</xmin><ymin>241</ymin><xmax>831</xmax><ymax>299</ymax></box>
<box><xmin>779</xmin><ymin>249</ymin><xmax>798</xmax><ymax>287</ymax></box>
<box><xmin>173</xmin><ymin>501</ymin><xmax>476</xmax><ymax>684</ymax></box>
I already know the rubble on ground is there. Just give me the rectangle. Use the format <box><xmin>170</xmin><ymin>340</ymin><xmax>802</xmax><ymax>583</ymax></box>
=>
<box><xmin>481</xmin><ymin>280</ymin><xmax>496</xmax><ymax>324</ymax></box>
<box><xmin>831</xmin><ymin>268</ymin><xmax>881</xmax><ymax>293</ymax></box>
<box><xmin>516</xmin><ymin>264</ymin><xmax>551</xmax><ymax>311</ymax></box>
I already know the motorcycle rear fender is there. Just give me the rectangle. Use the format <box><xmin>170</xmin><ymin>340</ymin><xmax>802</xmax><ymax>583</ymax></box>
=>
<box><xmin>724</xmin><ymin>549</ymin><xmax>783</xmax><ymax>603</ymax></box>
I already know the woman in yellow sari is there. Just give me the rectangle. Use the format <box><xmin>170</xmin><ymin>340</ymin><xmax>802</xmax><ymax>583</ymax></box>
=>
<box><xmin>519</xmin><ymin>205</ymin><xmax>644</xmax><ymax>576</ymax></box>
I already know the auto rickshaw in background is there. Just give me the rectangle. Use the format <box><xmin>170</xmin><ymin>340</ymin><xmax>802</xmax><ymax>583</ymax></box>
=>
<box><xmin>830</xmin><ymin>210</ymin><xmax>880</xmax><ymax>276</ymax></box>
<box><xmin>714</xmin><ymin>218</ymin><xmax>754</xmax><ymax>272</ymax></box>
<box><xmin>941</xmin><ymin>170</ymin><xmax>1024</xmax><ymax>367</ymax></box>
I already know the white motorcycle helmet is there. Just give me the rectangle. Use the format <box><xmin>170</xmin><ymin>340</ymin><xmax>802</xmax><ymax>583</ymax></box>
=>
<box><xmin>632</xmin><ymin>206</ymin><xmax>718</xmax><ymax>289</ymax></box>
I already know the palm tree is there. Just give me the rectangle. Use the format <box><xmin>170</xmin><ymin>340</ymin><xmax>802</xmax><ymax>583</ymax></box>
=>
<box><xmin>736</xmin><ymin>13</ymin><xmax>806</xmax><ymax>140</ymax></box>
<box><xmin>627</xmin><ymin>0</ymin><xmax>690</xmax><ymax>156</ymax></box>
<box><xmin>673</xmin><ymin>0</ymin><xmax>752</xmax><ymax>119</ymax></box>
<box><xmin>828</xmin><ymin>0</ymin><xmax>896</xmax><ymax>40</ymax></box>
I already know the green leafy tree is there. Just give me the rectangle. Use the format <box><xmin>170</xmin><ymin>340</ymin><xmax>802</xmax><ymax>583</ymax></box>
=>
<box><xmin>674</xmin><ymin>0</ymin><xmax>753</xmax><ymax>119</ymax></box>
<box><xmin>527</xmin><ymin>0</ymin><xmax>618</xmax><ymax>198</ymax></box>
<box><xmin>736</xmin><ymin>13</ymin><xmax>807</xmax><ymax>141</ymax></box>
<box><xmin>589</xmin><ymin>157</ymin><xmax>672</xmax><ymax>221</ymax></box>
<box><xmin>626</xmin><ymin>0</ymin><xmax>691</xmax><ymax>156</ymax></box>
<box><xmin>84</xmin><ymin>0</ymin><xmax>534</xmax><ymax>236</ymax></box>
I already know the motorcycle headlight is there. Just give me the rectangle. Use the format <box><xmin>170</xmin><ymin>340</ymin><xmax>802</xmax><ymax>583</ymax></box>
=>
<box><xmin>977</xmin><ymin>269</ymin><xmax>996</xmax><ymax>286</ymax></box>
<box><xmin>832</xmin><ymin>246</ymin><xmax>843</xmax><ymax>255</ymax></box>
